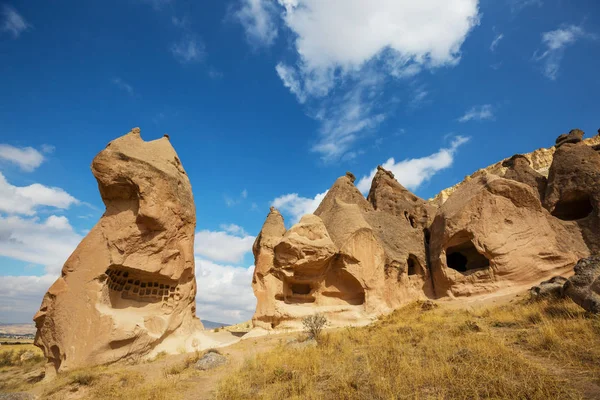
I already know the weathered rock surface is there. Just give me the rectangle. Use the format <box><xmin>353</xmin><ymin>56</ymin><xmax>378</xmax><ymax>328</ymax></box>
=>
<box><xmin>564</xmin><ymin>256</ymin><xmax>600</xmax><ymax>313</ymax></box>
<box><xmin>529</xmin><ymin>276</ymin><xmax>568</xmax><ymax>300</ymax></box>
<box><xmin>429</xmin><ymin>174</ymin><xmax>588</xmax><ymax>297</ymax></box>
<box><xmin>432</xmin><ymin>134</ymin><xmax>600</xmax><ymax>206</ymax></box>
<box><xmin>544</xmin><ymin>139</ymin><xmax>600</xmax><ymax>253</ymax></box>
<box><xmin>195</xmin><ymin>351</ymin><xmax>227</xmax><ymax>370</ymax></box>
<box><xmin>252</xmin><ymin>167</ymin><xmax>434</xmax><ymax>329</ymax></box>
<box><xmin>502</xmin><ymin>155</ymin><xmax>547</xmax><ymax>200</ymax></box>
<box><xmin>252</xmin><ymin>128</ymin><xmax>599</xmax><ymax>329</ymax></box>
<box><xmin>34</xmin><ymin>128</ymin><xmax>205</xmax><ymax>375</ymax></box>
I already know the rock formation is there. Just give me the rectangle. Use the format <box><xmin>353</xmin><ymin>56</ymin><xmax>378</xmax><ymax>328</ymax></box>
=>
<box><xmin>34</xmin><ymin>128</ymin><xmax>209</xmax><ymax>375</ymax></box>
<box><xmin>252</xmin><ymin>128</ymin><xmax>599</xmax><ymax>328</ymax></box>
<box><xmin>252</xmin><ymin>168</ymin><xmax>435</xmax><ymax>329</ymax></box>
<box><xmin>432</xmin><ymin>133</ymin><xmax>600</xmax><ymax>205</ymax></box>
<box><xmin>564</xmin><ymin>256</ymin><xmax>600</xmax><ymax>313</ymax></box>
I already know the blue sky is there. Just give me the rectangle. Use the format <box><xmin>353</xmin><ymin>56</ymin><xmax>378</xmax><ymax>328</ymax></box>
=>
<box><xmin>0</xmin><ymin>0</ymin><xmax>599</xmax><ymax>324</ymax></box>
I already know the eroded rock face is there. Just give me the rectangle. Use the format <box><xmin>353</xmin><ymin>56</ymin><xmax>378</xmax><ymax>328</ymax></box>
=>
<box><xmin>544</xmin><ymin>140</ymin><xmax>600</xmax><ymax>253</ymax></box>
<box><xmin>252</xmin><ymin>128</ymin><xmax>599</xmax><ymax>329</ymax></box>
<box><xmin>252</xmin><ymin>167</ymin><xmax>434</xmax><ymax>329</ymax></box>
<box><xmin>429</xmin><ymin>175</ymin><xmax>588</xmax><ymax>297</ymax></box>
<box><xmin>34</xmin><ymin>128</ymin><xmax>203</xmax><ymax>374</ymax></box>
<box><xmin>564</xmin><ymin>256</ymin><xmax>600</xmax><ymax>313</ymax></box>
<box><xmin>502</xmin><ymin>155</ymin><xmax>547</xmax><ymax>200</ymax></box>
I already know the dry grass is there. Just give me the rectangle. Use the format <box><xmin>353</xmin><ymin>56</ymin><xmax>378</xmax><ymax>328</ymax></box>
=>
<box><xmin>215</xmin><ymin>298</ymin><xmax>600</xmax><ymax>399</ymax></box>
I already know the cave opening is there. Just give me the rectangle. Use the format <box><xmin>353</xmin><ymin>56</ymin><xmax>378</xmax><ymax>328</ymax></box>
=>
<box><xmin>407</xmin><ymin>255</ymin><xmax>421</xmax><ymax>276</ymax></box>
<box><xmin>551</xmin><ymin>191</ymin><xmax>594</xmax><ymax>221</ymax></box>
<box><xmin>446</xmin><ymin>241</ymin><xmax>490</xmax><ymax>274</ymax></box>
<box><xmin>290</xmin><ymin>283</ymin><xmax>312</xmax><ymax>295</ymax></box>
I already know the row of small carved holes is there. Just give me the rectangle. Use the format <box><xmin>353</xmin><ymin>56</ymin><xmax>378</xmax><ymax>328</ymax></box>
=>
<box><xmin>106</xmin><ymin>269</ymin><xmax>180</xmax><ymax>300</ymax></box>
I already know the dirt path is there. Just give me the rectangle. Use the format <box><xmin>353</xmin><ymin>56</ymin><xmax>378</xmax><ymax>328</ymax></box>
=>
<box><xmin>178</xmin><ymin>331</ymin><xmax>295</xmax><ymax>400</ymax></box>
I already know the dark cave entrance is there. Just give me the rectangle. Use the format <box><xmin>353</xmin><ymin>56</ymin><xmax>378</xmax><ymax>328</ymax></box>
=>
<box><xmin>407</xmin><ymin>254</ymin><xmax>422</xmax><ymax>276</ymax></box>
<box><xmin>290</xmin><ymin>283</ymin><xmax>312</xmax><ymax>295</ymax></box>
<box><xmin>551</xmin><ymin>191</ymin><xmax>594</xmax><ymax>221</ymax></box>
<box><xmin>446</xmin><ymin>241</ymin><xmax>490</xmax><ymax>274</ymax></box>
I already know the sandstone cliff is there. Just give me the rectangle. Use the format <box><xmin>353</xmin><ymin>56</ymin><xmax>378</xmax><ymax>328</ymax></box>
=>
<box><xmin>252</xmin><ymin>129</ymin><xmax>599</xmax><ymax>328</ymax></box>
<box><xmin>33</xmin><ymin>128</ymin><xmax>217</xmax><ymax>375</ymax></box>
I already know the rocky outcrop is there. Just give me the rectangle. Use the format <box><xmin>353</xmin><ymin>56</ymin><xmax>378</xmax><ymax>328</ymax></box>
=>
<box><xmin>428</xmin><ymin>175</ymin><xmax>588</xmax><ymax>297</ymax></box>
<box><xmin>33</xmin><ymin>128</ymin><xmax>206</xmax><ymax>375</ymax></box>
<box><xmin>564</xmin><ymin>256</ymin><xmax>600</xmax><ymax>313</ymax></box>
<box><xmin>432</xmin><ymin>133</ymin><xmax>600</xmax><ymax>206</ymax></box>
<box><xmin>544</xmin><ymin>136</ymin><xmax>600</xmax><ymax>253</ymax></box>
<box><xmin>502</xmin><ymin>155</ymin><xmax>547</xmax><ymax>200</ymax></box>
<box><xmin>530</xmin><ymin>276</ymin><xmax>568</xmax><ymax>300</ymax></box>
<box><xmin>252</xmin><ymin>128</ymin><xmax>599</xmax><ymax>329</ymax></box>
<box><xmin>252</xmin><ymin>167</ymin><xmax>435</xmax><ymax>329</ymax></box>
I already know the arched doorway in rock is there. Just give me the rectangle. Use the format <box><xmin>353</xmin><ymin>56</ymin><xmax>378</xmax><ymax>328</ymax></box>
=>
<box><xmin>551</xmin><ymin>191</ymin><xmax>594</xmax><ymax>221</ymax></box>
<box><xmin>445</xmin><ymin>240</ymin><xmax>490</xmax><ymax>274</ymax></box>
<box><xmin>407</xmin><ymin>254</ymin><xmax>422</xmax><ymax>276</ymax></box>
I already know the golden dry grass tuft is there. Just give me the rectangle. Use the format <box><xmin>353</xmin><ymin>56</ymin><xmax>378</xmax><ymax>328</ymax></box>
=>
<box><xmin>215</xmin><ymin>298</ymin><xmax>600</xmax><ymax>400</ymax></box>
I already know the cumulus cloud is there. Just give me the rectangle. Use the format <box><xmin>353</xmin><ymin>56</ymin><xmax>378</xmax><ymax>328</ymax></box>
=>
<box><xmin>0</xmin><ymin>144</ymin><xmax>45</xmax><ymax>172</ymax></box>
<box><xmin>356</xmin><ymin>136</ymin><xmax>470</xmax><ymax>193</ymax></box>
<box><xmin>195</xmin><ymin>259</ymin><xmax>255</xmax><ymax>324</ymax></box>
<box><xmin>272</xmin><ymin>190</ymin><xmax>328</xmax><ymax>224</ymax></box>
<box><xmin>458</xmin><ymin>104</ymin><xmax>494</xmax><ymax>122</ymax></box>
<box><xmin>235</xmin><ymin>0</ymin><xmax>278</xmax><ymax>47</ymax></box>
<box><xmin>533</xmin><ymin>25</ymin><xmax>595</xmax><ymax>80</ymax></box>
<box><xmin>1</xmin><ymin>5</ymin><xmax>31</xmax><ymax>38</ymax></box>
<box><xmin>0</xmin><ymin>173</ymin><xmax>79</xmax><ymax>215</ymax></box>
<box><xmin>276</xmin><ymin>0</ymin><xmax>480</xmax><ymax>97</ymax></box>
<box><xmin>0</xmin><ymin>274</ymin><xmax>58</xmax><ymax>323</ymax></box>
<box><xmin>194</xmin><ymin>228</ymin><xmax>255</xmax><ymax>264</ymax></box>
<box><xmin>171</xmin><ymin>35</ymin><xmax>206</xmax><ymax>64</ymax></box>
<box><xmin>267</xmin><ymin>0</ymin><xmax>480</xmax><ymax>162</ymax></box>
<box><xmin>490</xmin><ymin>33</ymin><xmax>504</xmax><ymax>52</ymax></box>
<box><xmin>0</xmin><ymin>214</ymin><xmax>82</xmax><ymax>276</ymax></box>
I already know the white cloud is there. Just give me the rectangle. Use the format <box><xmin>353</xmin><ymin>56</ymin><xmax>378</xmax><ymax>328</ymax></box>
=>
<box><xmin>235</xmin><ymin>0</ymin><xmax>278</xmax><ymax>47</ymax></box>
<box><xmin>0</xmin><ymin>144</ymin><xmax>45</xmax><ymax>172</ymax></box>
<box><xmin>272</xmin><ymin>190</ymin><xmax>327</xmax><ymax>224</ymax></box>
<box><xmin>458</xmin><ymin>104</ymin><xmax>494</xmax><ymax>122</ymax></box>
<box><xmin>311</xmin><ymin>72</ymin><xmax>386</xmax><ymax>162</ymax></box>
<box><xmin>41</xmin><ymin>144</ymin><xmax>55</xmax><ymax>154</ymax></box>
<box><xmin>0</xmin><ymin>274</ymin><xmax>58</xmax><ymax>323</ymax></box>
<box><xmin>220</xmin><ymin>223</ymin><xmax>249</xmax><ymax>237</ymax></box>
<box><xmin>0</xmin><ymin>215</ymin><xmax>82</xmax><ymax>276</ymax></box>
<box><xmin>195</xmin><ymin>229</ymin><xmax>255</xmax><ymax>264</ymax></box>
<box><xmin>171</xmin><ymin>35</ymin><xmax>205</xmax><ymax>64</ymax></box>
<box><xmin>1</xmin><ymin>5</ymin><xmax>31</xmax><ymax>38</ymax></box>
<box><xmin>195</xmin><ymin>259</ymin><xmax>255</xmax><ymax>324</ymax></box>
<box><xmin>275</xmin><ymin>63</ymin><xmax>307</xmax><ymax>103</ymax></box>
<box><xmin>410</xmin><ymin>85</ymin><xmax>429</xmax><ymax>109</ymax></box>
<box><xmin>268</xmin><ymin>0</ymin><xmax>480</xmax><ymax>162</ymax></box>
<box><xmin>533</xmin><ymin>25</ymin><xmax>595</xmax><ymax>80</ymax></box>
<box><xmin>0</xmin><ymin>172</ymin><xmax>79</xmax><ymax>215</ymax></box>
<box><xmin>112</xmin><ymin>78</ymin><xmax>135</xmax><ymax>96</ymax></box>
<box><xmin>490</xmin><ymin>33</ymin><xmax>504</xmax><ymax>52</ymax></box>
<box><xmin>276</xmin><ymin>0</ymin><xmax>480</xmax><ymax>97</ymax></box>
<box><xmin>356</xmin><ymin>136</ymin><xmax>470</xmax><ymax>193</ymax></box>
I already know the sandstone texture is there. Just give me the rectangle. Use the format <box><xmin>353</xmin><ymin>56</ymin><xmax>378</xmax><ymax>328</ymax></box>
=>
<box><xmin>34</xmin><ymin>128</ymin><xmax>210</xmax><ymax>375</ymax></box>
<box><xmin>252</xmin><ymin>167</ymin><xmax>435</xmax><ymax>329</ymax></box>
<box><xmin>564</xmin><ymin>256</ymin><xmax>600</xmax><ymax>313</ymax></box>
<box><xmin>252</xmin><ymin>129</ymin><xmax>599</xmax><ymax>328</ymax></box>
<box><xmin>432</xmin><ymin>133</ymin><xmax>600</xmax><ymax>205</ymax></box>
